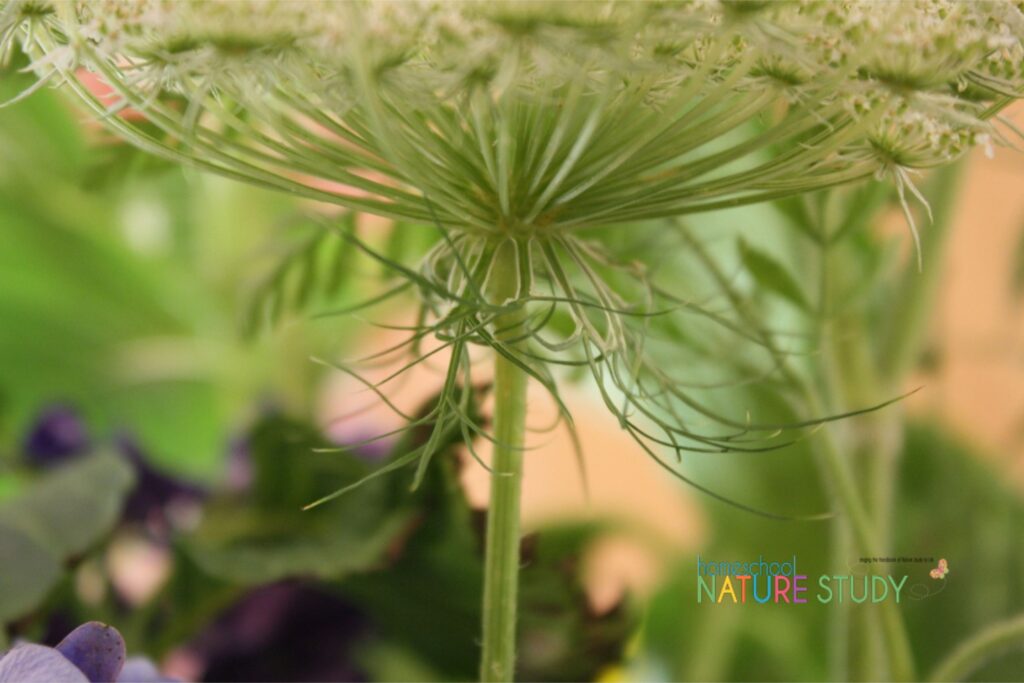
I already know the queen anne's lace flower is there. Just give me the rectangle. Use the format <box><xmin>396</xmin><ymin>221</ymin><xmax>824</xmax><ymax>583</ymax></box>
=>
<box><xmin>2</xmin><ymin>0</ymin><xmax>1023</xmax><ymax>503</ymax></box>
<box><xmin>4</xmin><ymin>0</ymin><xmax>1021</xmax><ymax>229</ymax></box>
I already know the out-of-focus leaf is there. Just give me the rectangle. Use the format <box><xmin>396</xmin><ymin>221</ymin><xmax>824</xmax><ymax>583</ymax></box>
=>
<box><xmin>0</xmin><ymin>452</ymin><xmax>134</xmax><ymax>622</ymax></box>
<box><xmin>0</xmin><ymin>523</ymin><xmax>61</xmax><ymax>623</ymax></box>
<box><xmin>188</xmin><ymin>506</ymin><xmax>412</xmax><ymax>584</ymax></box>
<box><xmin>739</xmin><ymin>238</ymin><xmax>810</xmax><ymax>311</ymax></box>
<box><xmin>184</xmin><ymin>416</ymin><xmax>415</xmax><ymax>584</ymax></box>
<box><xmin>0</xmin><ymin>451</ymin><xmax>135</xmax><ymax>558</ymax></box>
<box><xmin>101</xmin><ymin>381</ymin><xmax>226</xmax><ymax>481</ymax></box>
<box><xmin>242</xmin><ymin>214</ymin><xmax>358</xmax><ymax>338</ymax></box>
<box><xmin>773</xmin><ymin>195</ymin><xmax>820</xmax><ymax>243</ymax></box>
<box><xmin>895</xmin><ymin>421</ymin><xmax>1024</xmax><ymax>682</ymax></box>
<box><xmin>517</xmin><ymin>523</ymin><xmax>633</xmax><ymax>683</ymax></box>
<box><xmin>341</xmin><ymin>452</ymin><xmax>483</xmax><ymax>679</ymax></box>
<box><xmin>0</xmin><ymin>54</ymin><xmax>87</xmax><ymax>181</ymax></box>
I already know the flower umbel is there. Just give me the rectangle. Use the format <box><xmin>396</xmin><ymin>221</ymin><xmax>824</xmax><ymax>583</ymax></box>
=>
<box><xmin>4</xmin><ymin>1</ymin><xmax>1021</xmax><ymax>224</ymax></box>
<box><xmin>2</xmin><ymin>0</ymin><xmax>1023</xmax><ymax>508</ymax></box>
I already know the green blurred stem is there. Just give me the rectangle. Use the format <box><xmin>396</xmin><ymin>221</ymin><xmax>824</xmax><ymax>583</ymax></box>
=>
<box><xmin>685</xmin><ymin>224</ymin><xmax>917</xmax><ymax>679</ymax></box>
<box><xmin>827</xmin><ymin>300</ymin><xmax>896</xmax><ymax>680</ymax></box>
<box><xmin>841</xmin><ymin>164</ymin><xmax>964</xmax><ymax>681</ymax></box>
<box><xmin>819</xmin><ymin>336</ymin><xmax>912</xmax><ymax>681</ymax></box>
<box><xmin>927</xmin><ymin>614</ymin><xmax>1024</xmax><ymax>682</ymax></box>
<box><xmin>480</xmin><ymin>248</ymin><xmax>529</xmax><ymax>683</ymax></box>
<box><xmin>809</xmin><ymin>394</ymin><xmax>918</xmax><ymax>682</ymax></box>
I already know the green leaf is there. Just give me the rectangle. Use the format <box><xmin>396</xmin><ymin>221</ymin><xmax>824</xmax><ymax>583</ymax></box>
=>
<box><xmin>895</xmin><ymin>421</ymin><xmax>1024</xmax><ymax>681</ymax></box>
<box><xmin>0</xmin><ymin>52</ymin><xmax>87</xmax><ymax>180</ymax></box>
<box><xmin>184</xmin><ymin>416</ymin><xmax>415</xmax><ymax>584</ymax></box>
<box><xmin>0</xmin><ymin>451</ymin><xmax>135</xmax><ymax>558</ymax></box>
<box><xmin>0</xmin><ymin>451</ymin><xmax>134</xmax><ymax>622</ymax></box>
<box><xmin>517</xmin><ymin>522</ymin><xmax>634</xmax><ymax>683</ymax></box>
<box><xmin>102</xmin><ymin>380</ymin><xmax>227</xmax><ymax>480</ymax></box>
<box><xmin>0</xmin><ymin>522</ymin><xmax>61</xmax><ymax>623</ymax></box>
<box><xmin>186</xmin><ymin>507</ymin><xmax>412</xmax><ymax>583</ymax></box>
<box><xmin>341</xmin><ymin>453</ymin><xmax>484</xmax><ymax>679</ymax></box>
<box><xmin>344</xmin><ymin>460</ymin><xmax>633</xmax><ymax>681</ymax></box>
<box><xmin>739</xmin><ymin>238</ymin><xmax>810</xmax><ymax>311</ymax></box>
<box><xmin>242</xmin><ymin>214</ymin><xmax>357</xmax><ymax>338</ymax></box>
<box><xmin>773</xmin><ymin>195</ymin><xmax>820</xmax><ymax>243</ymax></box>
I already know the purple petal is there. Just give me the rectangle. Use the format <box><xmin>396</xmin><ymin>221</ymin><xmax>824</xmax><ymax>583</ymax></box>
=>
<box><xmin>188</xmin><ymin>582</ymin><xmax>369</xmax><ymax>681</ymax></box>
<box><xmin>116</xmin><ymin>657</ymin><xmax>178</xmax><ymax>683</ymax></box>
<box><xmin>0</xmin><ymin>644</ymin><xmax>89</xmax><ymax>682</ymax></box>
<box><xmin>55</xmin><ymin>622</ymin><xmax>126</xmax><ymax>683</ymax></box>
<box><xmin>23</xmin><ymin>406</ymin><xmax>89</xmax><ymax>467</ymax></box>
<box><xmin>225</xmin><ymin>436</ymin><xmax>253</xmax><ymax>493</ymax></box>
<box><xmin>116</xmin><ymin>438</ymin><xmax>205</xmax><ymax>533</ymax></box>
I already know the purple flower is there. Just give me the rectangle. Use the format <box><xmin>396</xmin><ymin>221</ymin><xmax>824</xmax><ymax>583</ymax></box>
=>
<box><xmin>0</xmin><ymin>644</ymin><xmax>88</xmax><ymax>683</ymax></box>
<box><xmin>0</xmin><ymin>622</ymin><xmax>175</xmax><ymax>683</ymax></box>
<box><xmin>22</xmin><ymin>405</ymin><xmax>90</xmax><ymax>467</ymax></box>
<box><xmin>116</xmin><ymin>437</ymin><xmax>205</xmax><ymax>535</ymax></box>
<box><xmin>224</xmin><ymin>436</ymin><xmax>253</xmax><ymax>494</ymax></box>
<box><xmin>54</xmin><ymin>622</ymin><xmax>125</xmax><ymax>683</ymax></box>
<box><xmin>20</xmin><ymin>405</ymin><xmax>206</xmax><ymax>538</ymax></box>
<box><xmin>182</xmin><ymin>582</ymin><xmax>368</xmax><ymax>682</ymax></box>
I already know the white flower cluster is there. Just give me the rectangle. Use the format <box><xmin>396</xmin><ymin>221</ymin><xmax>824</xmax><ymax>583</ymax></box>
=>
<box><xmin>2</xmin><ymin>0</ymin><xmax>1022</xmax><ymax>229</ymax></box>
<box><xmin>5</xmin><ymin>0</ymin><xmax>1024</xmax><ymax>492</ymax></box>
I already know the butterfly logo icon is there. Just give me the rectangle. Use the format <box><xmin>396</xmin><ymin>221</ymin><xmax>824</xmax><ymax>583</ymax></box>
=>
<box><xmin>930</xmin><ymin>558</ymin><xmax>949</xmax><ymax>580</ymax></box>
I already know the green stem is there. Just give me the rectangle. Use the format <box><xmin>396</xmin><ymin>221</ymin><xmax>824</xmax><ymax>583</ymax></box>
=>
<box><xmin>808</xmin><ymin>390</ymin><xmax>918</xmax><ymax>682</ymax></box>
<box><xmin>480</xmin><ymin>243</ymin><xmax>530</xmax><ymax>683</ymax></box>
<box><xmin>928</xmin><ymin>614</ymin><xmax>1024</xmax><ymax>682</ymax></box>
<box><xmin>828</xmin><ymin>313</ymin><xmax>896</xmax><ymax>682</ymax></box>
<box><xmin>686</xmin><ymin>224</ymin><xmax>916</xmax><ymax>679</ymax></box>
<box><xmin>840</xmin><ymin>163</ymin><xmax>964</xmax><ymax>682</ymax></box>
<box><xmin>828</xmin><ymin>515</ymin><xmax>852</xmax><ymax>681</ymax></box>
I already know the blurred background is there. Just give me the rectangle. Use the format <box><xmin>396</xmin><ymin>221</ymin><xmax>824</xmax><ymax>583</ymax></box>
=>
<box><xmin>1</xmin><ymin>58</ymin><xmax>1023</xmax><ymax>683</ymax></box>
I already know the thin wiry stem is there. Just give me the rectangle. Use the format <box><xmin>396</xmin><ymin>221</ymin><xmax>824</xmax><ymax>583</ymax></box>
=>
<box><xmin>927</xmin><ymin>614</ymin><xmax>1024</xmax><ymax>682</ymax></box>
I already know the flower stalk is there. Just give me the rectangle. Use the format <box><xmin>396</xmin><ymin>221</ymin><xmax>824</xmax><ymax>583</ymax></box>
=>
<box><xmin>480</xmin><ymin>241</ymin><xmax>530</xmax><ymax>683</ymax></box>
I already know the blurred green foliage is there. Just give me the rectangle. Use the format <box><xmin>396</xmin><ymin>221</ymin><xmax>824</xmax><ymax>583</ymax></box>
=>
<box><xmin>0</xmin><ymin>452</ymin><xmax>133</xmax><ymax>622</ymax></box>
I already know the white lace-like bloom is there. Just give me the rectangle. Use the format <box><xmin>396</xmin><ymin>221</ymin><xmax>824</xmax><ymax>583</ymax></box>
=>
<box><xmin>3</xmin><ymin>0</ymin><xmax>1023</xmax><ymax>506</ymax></box>
<box><xmin>4</xmin><ymin>0</ymin><xmax>1021</xmax><ymax>230</ymax></box>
